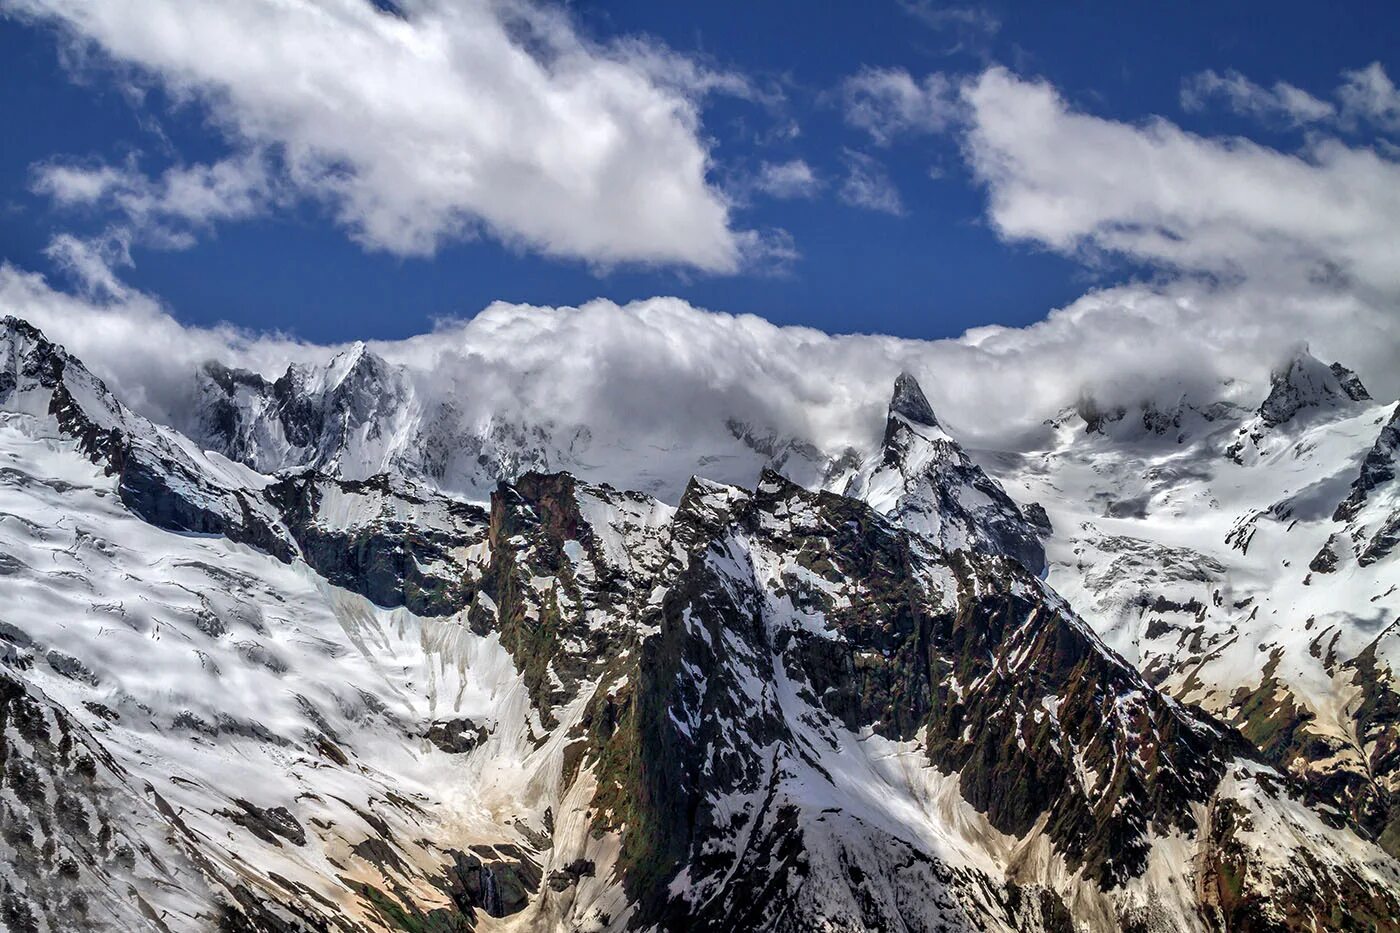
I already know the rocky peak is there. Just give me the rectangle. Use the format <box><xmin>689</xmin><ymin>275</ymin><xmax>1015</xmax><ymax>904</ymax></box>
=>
<box><xmin>1</xmin><ymin>318</ymin><xmax>298</xmax><ymax>560</ymax></box>
<box><xmin>1259</xmin><ymin>349</ymin><xmax>1370</xmax><ymax>427</ymax></box>
<box><xmin>319</xmin><ymin>340</ymin><xmax>390</xmax><ymax>400</ymax></box>
<box><xmin>848</xmin><ymin>373</ymin><xmax>1047</xmax><ymax>574</ymax></box>
<box><xmin>0</xmin><ymin>315</ymin><xmax>131</xmax><ymax>442</ymax></box>
<box><xmin>1</xmin><ymin>314</ymin><xmax>53</xmax><ymax>354</ymax></box>
<box><xmin>192</xmin><ymin>340</ymin><xmax>410</xmax><ymax>476</ymax></box>
<box><xmin>888</xmin><ymin>370</ymin><xmax>939</xmax><ymax>428</ymax></box>
<box><xmin>1226</xmin><ymin>351</ymin><xmax>1374</xmax><ymax>464</ymax></box>
<box><xmin>1</xmin><ymin>315</ymin><xmax>76</xmax><ymax>396</ymax></box>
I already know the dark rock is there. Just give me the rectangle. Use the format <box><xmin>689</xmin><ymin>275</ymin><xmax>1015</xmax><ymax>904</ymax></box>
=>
<box><xmin>1309</xmin><ymin>535</ymin><xmax>1341</xmax><ymax>574</ymax></box>
<box><xmin>45</xmin><ymin>650</ymin><xmax>97</xmax><ymax>685</ymax></box>
<box><xmin>423</xmin><ymin>718</ymin><xmax>488</xmax><ymax>755</ymax></box>
<box><xmin>1335</xmin><ymin>404</ymin><xmax>1400</xmax><ymax>523</ymax></box>
<box><xmin>1331</xmin><ymin>362</ymin><xmax>1371</xmax><ymax>402</ymax></box>
<box><xmin>264</xmin><ymin>472</ymin><xmax>487</xmax><ymax>616</ymax></box>
<box><xmin>546</xmin><ymin>858</ymin><xmax>595</xmax><ymax>891</ymax></box>
<box><xmin>220</xmin><ymin>800</ymin><xmax>306</xmax><ymax>848</ymax></box>
<box><xmin>440</xmin><ymin>846</ymin><xmax>541</xmax><ymax>918</ymax></box>
<box><xmin>1023</xmin><ymin>502</ymin><xmax>1053</xmax><ymax>536</ymax></box>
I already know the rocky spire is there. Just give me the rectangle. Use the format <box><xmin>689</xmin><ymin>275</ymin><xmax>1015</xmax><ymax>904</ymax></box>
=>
<box><xmin>889</xmin><ymin>371</ymin><xmax>939</xmax><ymax>428</ymax></box>
<box><xmin>850</xmin><ymin>371</ymin><xmax>1047</xmax><ymax>575</ymax></box>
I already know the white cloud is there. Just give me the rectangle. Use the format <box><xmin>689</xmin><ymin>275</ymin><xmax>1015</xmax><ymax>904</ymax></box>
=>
<box><xmin>897</xmin><ymin>1</ymin><xmax>1000</xmax><ymax>36</ymax></box>
<box><xmin>1181</xmin><ymin>69</ymin><xmax>1334</xmax><ymax>125</ymax></box>
<box><xmin>754</xmin><ymin>159</ymin><xmax>821</xmax><ymax>199</ymax></box>
<box><xmin>31</xmin><ymin>162</ymin><xmax>130</xmax><ymax>205</ymax></box>
<box><xmin>962</xmin><ymin>67</ymin><xmax>1400</xmax><ymax>296</ymax></box>
<box><xmin>42</xmin><ymin>231</ymin><xmax>135</xmax><ymax>299</ymax></box>
<box><xmin>839</xmin><ymin>151</ymin><xmax>904</xmax><ymax>215</ymax></box>
<box><xmin>1181</xmin><ymin>62</ymin><xmax>1400</xmax><ymax>137</ymax></box>
<box><xmin>33</xmin><ymin>151</ymin><xmax>274</xmax><ymax>247</ymax></box>
<box><xmin>1338</xmin><ymin>62</ymin><xmax>1400</xmax><ymax>133</ymax></box>
<box><xmin>842</xmin><ymin>67</ymin><xmax>957</xmax><ymax>145</ymax></box>
<box><xmin>6</xmin><ymin>0</ymin><xmax>755</xmax><ymax>272</ymax></box>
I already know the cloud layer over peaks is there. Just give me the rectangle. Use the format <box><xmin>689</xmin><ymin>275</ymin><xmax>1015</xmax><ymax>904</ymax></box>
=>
<box><xmin>5</xmin><ymin>251</ymin><xmax>1394</xmax><ymax>479</ymax></box>
<box><xmin>8</xmin><ymin>0</ymin><xmax>755</xmax><ymax>271</ymax></box>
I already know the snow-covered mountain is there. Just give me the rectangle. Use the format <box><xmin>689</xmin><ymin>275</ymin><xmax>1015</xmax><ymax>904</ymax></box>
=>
<box><xmin>2</xmin><ymin>316</ymin><xmax>1399</xmax><ymax>931</ymax></box>
<box><xmin>984</xmin><ymin>348</ymin><xmax>1400</xmax><ymax>863</ymax></box>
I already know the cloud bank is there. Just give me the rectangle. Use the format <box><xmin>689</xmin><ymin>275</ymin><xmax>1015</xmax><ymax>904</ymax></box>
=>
<box><xmin>3</xmin><ymin>251</ymin><xmax>1390</xmax><ymax>468</ymax></box>
<box><xmin>7</xmin><ymin>0</ymin><xmax>757</xmax><ymax>271</ymax></box>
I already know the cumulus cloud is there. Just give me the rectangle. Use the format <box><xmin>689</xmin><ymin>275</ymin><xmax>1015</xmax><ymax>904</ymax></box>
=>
<box><xmin>5</xmin><ymin>0</ymin><xmax>755</xmax><ymax>271</ymax></box>
<box><xmin>842</xmin><ymin>67</ymin><xmax>958</xmax><ymax>145</ymax></box>
<box><xmin>1180</xmin><ymin>69</ymin><xmax>1334</xmax><ymax>125</ymax></box>
<box><xmin>753</xmin><ymin>159</ymin><xmax>821</xmax><ymax>199</ymax></box>
<box><xmin>962</xmin><ymin>67</ymin><xmax>1400</xmax><ymax>297</ymax></box>
<box><xmin>839</xmin><ymin>151</ymin><xmax>904</xmax><ymax>215</ymax></box>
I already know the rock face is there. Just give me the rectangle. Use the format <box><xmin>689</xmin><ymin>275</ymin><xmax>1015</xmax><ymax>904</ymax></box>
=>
<box><xmin>1332</xmin><ymin>403</ymin><xmax>1400</xmax><ymax>566</ymax></box>
<box><xmin>846</xmin><ymin>372</ymin><xmax>1047</xmax><ymax>575</ymax></box>
<box><xmin>0</xmin><ymin>317</ymin><xmax>1398</xmax><ymax>932</ymax></box>
<box><xmin>265</xmin><ymin>471</ymin><xmax>490</xmax><ymax>616</ymax></box>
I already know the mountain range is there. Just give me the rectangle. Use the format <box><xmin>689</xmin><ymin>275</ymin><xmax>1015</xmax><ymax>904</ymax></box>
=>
<box><xmin>1</xmin><ymin>313</ymin><xmax>1397</xmax><ymax>932</ymax></box>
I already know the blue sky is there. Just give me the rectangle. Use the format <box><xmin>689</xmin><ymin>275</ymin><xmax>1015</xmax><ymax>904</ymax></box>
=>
<box><xmin>1</xmin><ymin>0</ymin><xmax>1397</xmax><ymax>344</ymax></box>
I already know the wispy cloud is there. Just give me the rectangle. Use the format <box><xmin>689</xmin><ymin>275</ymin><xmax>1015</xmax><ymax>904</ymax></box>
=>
<box><xmin>1182</xmin><ymin>61</ymin><xmax>1400</xmax><ymax>136</ymax></box>
<box><xmin>1338</xmin><ymin>62</ymin><xmax>1400</xmax><ymax>133</ymax></box>
<box><xmin>32</xmin><ymin>151</ymin><xmax>276</xmax><ymax>250</ymax></box>
<box><xmin>1181</xmin><ymin>69</ymin><xmax>1335</xmax><ymax>126</ymax></box>
<box><xmin>753</xmin><ymin>159</ymin><xmax>822</xmax><ymax>199</ymax></box>
<box><xmin>841</xmin><ymin>67</ymin><xmax>958</xmax><ymax>145</ymax></box>
<box><xmin>897</xmin><ymin>1</ymin><xmax>1000</xmax><ymax>37</ymax></box>
<box><xmin>839</xmin><ymin>150</ymin><xmax>904</xmax><ymax>214</ymax></box>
